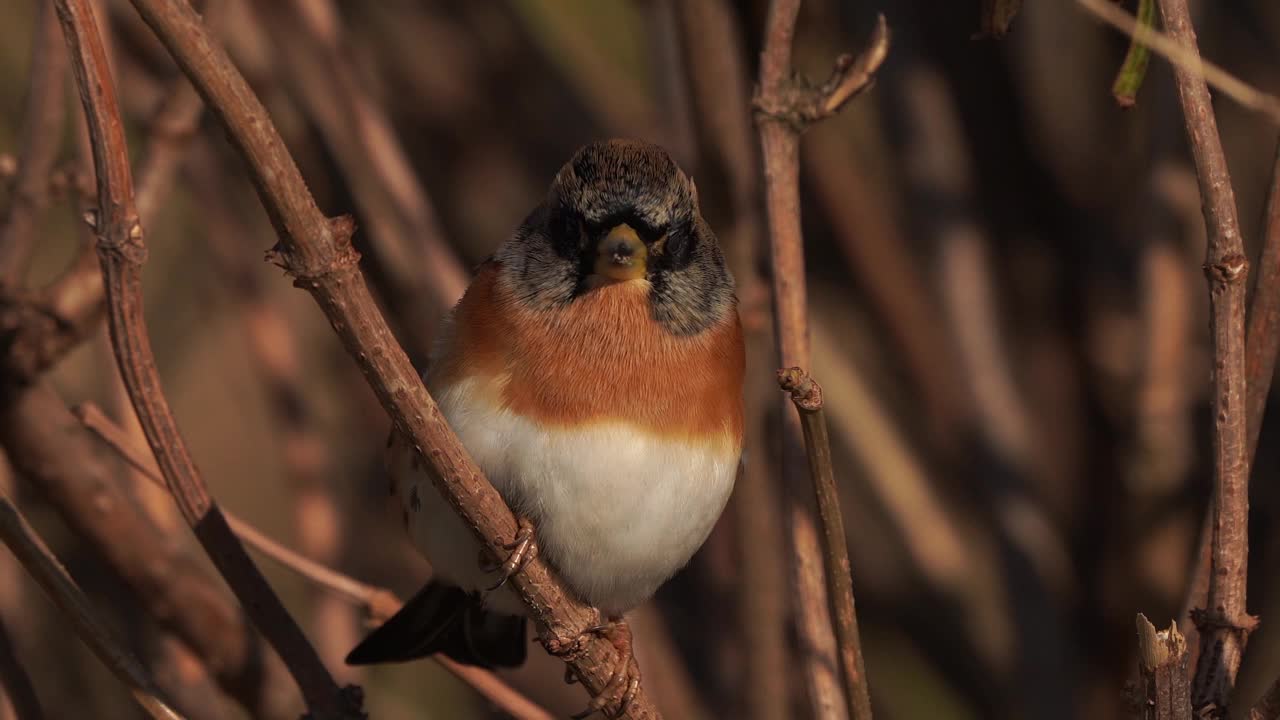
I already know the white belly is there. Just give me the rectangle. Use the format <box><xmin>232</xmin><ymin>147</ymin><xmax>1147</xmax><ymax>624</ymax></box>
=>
<box><xmin>395</xmin><ymin>376</ymin><xmax>739</xmax><ymax>615</ymax></box>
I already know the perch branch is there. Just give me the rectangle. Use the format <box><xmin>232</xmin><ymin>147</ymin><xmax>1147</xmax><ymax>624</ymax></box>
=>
<box><xmin>1135</xmin><ymin>615</ymin><xmax>1191</xmax><ymax>720</ymax></box>
<box><xmin>50</xmin><ymin>1</ymin><xmax>360</xmax><ymax>717</ymax></box>
<box><xmin>778</xmin><ymin>367</ymin><xmax>873</xmax><ymax>720</ymax></box>
<box><xmin>754</xmin><ymin>4</ymin><xmax>888</xmax><ymax>718</ymax></box>
<box><xmin>74</xmin><ymin>401</ymin><xmax>555</xmax><ymax>720</ymax></box>
<box><xmin>0</xmin><ymin>497</ymin><xmax>183</xmax><ymax>720</ymax></box>
<box><xmin>1149</xmin><ymin>0</ymin><xmax>1254</xmax><ymax>711</ymax></box>
<box><xmin>121</xmin><ymin>0</ymin><xmax>662</xmax><ymax>715</ymax></box>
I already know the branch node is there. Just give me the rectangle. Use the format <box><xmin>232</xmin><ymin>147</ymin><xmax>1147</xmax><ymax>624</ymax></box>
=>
<box><xmin>273</xmin><ymin>215</ymin><xmax>361</xmax><ymax>288</ymax></box>
<box><xmin>777</xmin><ymin>366</ymin><xmax>824</xmax><ymax>411</ymax></box>
<box><xmin>1190</xmin><ymin>607</ymin><xmax>1259</xmax><ymax>635</ymax></box>
<box><xmin>1204</xmin><ymin>253</ymin><xmax>1248</xmax><ymax>285</ymax></box>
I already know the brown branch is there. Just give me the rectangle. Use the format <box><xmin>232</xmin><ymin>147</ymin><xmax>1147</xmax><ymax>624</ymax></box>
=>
<box><xmin>778</xmin><ymin>368</ymin><xmax>873</xmax><ymax>720</ymax></box>
<box><xmin>0</xmin><ymin>0</ymin><xmax>67</xmax><ymax>288</ymax></box>
<box><xmin>754</xmin><ymin>5</ymin><xmax>888</xmax><ymax>718</ymax></box>
<box><xmin>0</xmin><ymin>383</ymin><xmax>298</xmax><ymax>719</ymax></box>
<box><xmin>0</xmin><ymin>618</ymin><xmax>43</xmax><ymax>720</ymax></box>
<box><xmin>0</xmin><ymin>241</ymin><xmax>104</xmax><ymax>383</ymax></box>
<box><xmin>0</xmin><ymin>496</ymin><xmax>184</xmax><ymax>720</ymax></box>
<box><xmin>1152</xmin><ymin>0</ymin><xmax>1254</xmax><ymax>712</ymax></box>
<box><xmin>121</xmin><ymin>0</ymin><xmax>662</xmax><ymax>716</ymax></box>
<box><xmin>673</xmin><ymin>2</ymin><xmax>788</xmax><ymax>717</ymax></box>
<box><xmin>1135</xmin><ymin>615</ymin><xmax>1191</xmax><ymax>720</ymax></box>
<box><xmin>1246</xmin><ymin>141</ymin><xmax>1280</xmax><ymax>461</ymax></box>
<box><xmin>260</xmin><ymin>0</ymin><xmax>468</xmax><ymax>358</ymax></box>
<box><xmin>74</xmin><ymin>402</ymin><xmax>556</xmax><ymax>720</ymax></box>
<box><xmin>51</xmin><ymin>2</ymin><xmax>360</xmax><ymax>717</ymax></box>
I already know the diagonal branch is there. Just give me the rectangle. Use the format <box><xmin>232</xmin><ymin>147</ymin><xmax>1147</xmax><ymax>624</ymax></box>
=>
<box><xmin>1152</xmin><ymin>0</ymin><xmax>1254</xmax><ymax>712</ymax></box>
<box><xmin>50</xmin><ymin>2</ymin><xmax>361</xmax><ymax>718</ymax></box>
<box><xmin>0</xmin><ymin>617</ymin><xmax>43</xmax><ymax>720</ymax></box>
<box><xmin>118</xmin><ymin>0</ymin><xmax>662</xmax><ymax>715</ymax></box>
<box><xmin>778</xmin><ymin>367</ymin><xmax>873</xmax><ymax>720</ymax></box>
<box><xmin>0</xmin><ymin>496</ymin><xmax>183</xmax><ymax>720</ymax></box>
<box><xmin>74</xmin><ymin>402</ymin><xmax>555</xmax><ymax>720</ymax></box>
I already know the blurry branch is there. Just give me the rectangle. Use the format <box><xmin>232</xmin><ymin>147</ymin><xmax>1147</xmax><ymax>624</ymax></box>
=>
<box><xmin>642</xmin><ymin>0</ymin><xmax>697</xmax><ymax>169</ymax></box>
<box><xmin>0</xmin><ymin>619</ymin><xmax>43</xmax><ymax>720</ymax></box>
<box><xmin>778</xmin><ymin>367</ymin><xmax>873</xmax><ymax>720</ymax></box>
<box><xmin>52</xmin><ymin>2</ymin><xmax>360</xmax><ymax>718</ymax></box>
<box><xmin>1246</xmin><ymin>146</ymin><xmax>1280</xmax><ymax>720</ymax></box>
<box><xmin>0</xmin><ymin>497</ymin><xmax>183</xmax><ymax>720</ymax></box>
<box><xmin>1135</xmin><ymin>615</ymin><xmax>1191</xmax><ymax>720</ymax></box>
<box><xmin>754</xmin><ymin>5</ymin><xmax>888</xmax><ymax>718</ymax></box>
<box><xmin>1075</xmin><ymin>0</ymin><xmax>1280</xmax><ymax>124</ymax></box>
<box><xmin>1111</xmin><ymin>0</ymin><xmax>1154</xmax><ymax>107</ymax></box>
<box><xmin>0</xmin><ymin>1</ymin><xmax>67</xmax><ymax>288</ymax></box>
<box><xmin>1246</xmin><ymin>142</ymin><xmax>1280</xmax><ymax>461</ymax></box>
<box><xmin>116</xmin><ymin>1</ymin><xmax>663</xmax><ymax>715</ymax></box>
<box><xmin>75</xmin><ymin>402</ymin><xmax>556</xmax><ymax>720</ymax></box>
<box><xmin>260</xmin><ymin>0</ymin><xmax>468</xmax><ymax>358</ymax></box>
<box><xmin>1150</xmin><ymin>0</ymin><xmax>1254</xmax><ymax>711</ymax></box>
<box><xmin>978</xmin><ymin>0</ymin><xmax>1023</xmax><ymax>39</ymax></box>
<box><xmin>674</xmin><ymin>2</ymin><xmax>788</xmax><ymax>717</ymax></box>
<box><xmin>0</xmin><ymin>242</ymin><xmax>104</xmax><ymax>383</ymax></box>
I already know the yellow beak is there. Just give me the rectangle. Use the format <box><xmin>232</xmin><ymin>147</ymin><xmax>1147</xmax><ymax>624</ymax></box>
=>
<box><xmin>594</xmin><ymin>224</ymin><xmax>647</xmax><ymax>281</ymax></box>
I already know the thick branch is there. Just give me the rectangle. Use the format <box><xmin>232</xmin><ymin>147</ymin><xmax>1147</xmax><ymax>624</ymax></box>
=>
<box><xmin>0</xmin><ymin>1</ymin><xmax>67</xmax><ymax>287</ymax></box>
<box><xmin>1135</xmin><ymin>615</ymin><xmax>1191</xmax><ymax>720</ymax></box>
<box><xmin>778</xmin><ymin>367</ymin><xmax>873</xmax><ymax>720</ymax></box>
<box><xmin>51</xmin><ymin>2</ymin><xmax>358</xmax><ymax>717</ymax></box>
<box><xmin>0</xmin><ymin>497</ymin><xmax>183</xmax><ymax>720</ymax></box>
<box><xmin>75</xmin><ymin>401</ymin><xmax>556</xmax><ymax>720</ymax></box>
<box><xmin>115</xmin><ymin>1</ymin><xmax>662</xmax><ymax>714</ymax></box>
<box><xmin>1153</xmin><ymin>0</ymin><xmax>1254</xmax><ymax>711</ymax></box>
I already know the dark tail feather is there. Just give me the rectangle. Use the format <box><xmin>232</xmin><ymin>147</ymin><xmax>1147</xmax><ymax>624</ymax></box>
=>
<box><xmin>345</xmin><ymin>581</ymin><xmax>527</xmax><ymax>669</ymax></box>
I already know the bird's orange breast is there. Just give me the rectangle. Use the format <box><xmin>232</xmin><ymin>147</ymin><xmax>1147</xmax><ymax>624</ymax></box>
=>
<box><xmin>431</xmin><ymin>263</ymin><xmax>745</xmax><ymax>446</ymax></box>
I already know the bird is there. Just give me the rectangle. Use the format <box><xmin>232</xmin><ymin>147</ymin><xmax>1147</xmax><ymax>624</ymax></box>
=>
<box><xmin>346</xmin><ymin>139</ymin><xmax>745</xmax><ymax>715</ymax></box>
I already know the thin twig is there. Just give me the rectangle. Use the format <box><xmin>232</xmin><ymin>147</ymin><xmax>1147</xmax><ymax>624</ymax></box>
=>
<box><xmin>0</xmin><ymin>0</ymin><xmax>67</xmax><ymax>288</ymax></box>
<box><xmin>1076</xmin><ymin>0</ymin><xmax>1280</xmax><ymax>124</ymax></box>
<box><xmin>1111</xmin><ymin>0</ymin><xmax>1155</xmax><ymax>107</ymax></box>
<box><xmin>1150</xmin><ymin>0</ymin><xmax>1254</xmax><ymax>711</ymax></box>
<box><xmin>0</xmin><ymin>496</ymin><xmax>184</xmax><ymax>720</ymax></box>
<box><xmin>753</xmin><ymin>5</ymin><xmax>888</xmax><ymax>718</ymax></box>
<box><xmin>123</xmin><ymin>0</ymin><xmax>663</xmax><ymax>715</ymax></box>
<box><xmin>74</xmin><ymin>402</ymin><xmax>556</xmax><ymax>720</ymax></box>
<box><xmin>778</xmin><ymin>367</ymin><xmax>873</xmax><ymax>720</ymax></box>
<box><xmin>0</xmin><ymin>619</ymin><xmax>43</xmax><ymax>720</ymax></box>
<box><xmin>1135</xmin><ymin>615</ymin><xmax>1191</xmax><ymax>720</ymax></box>
<box><xmin>51</xmin><ymin>2</ymin><xmax>360</xmax><ymax>717</ymax></box>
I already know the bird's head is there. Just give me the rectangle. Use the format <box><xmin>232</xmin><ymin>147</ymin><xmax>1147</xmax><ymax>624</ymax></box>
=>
<box><xmin>499</xmin><ymin>139</ymin><xmax>734</xmax><ymax>335</ymax></box>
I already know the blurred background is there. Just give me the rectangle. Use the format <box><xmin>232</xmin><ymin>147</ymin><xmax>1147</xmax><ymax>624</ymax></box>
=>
<box><xmin>2</xmin><ymin>0</ymin><xmax>1280</xmax><ymax>718</ymax></box>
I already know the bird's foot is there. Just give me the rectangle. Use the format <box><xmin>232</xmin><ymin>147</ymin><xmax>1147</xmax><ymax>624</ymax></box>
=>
<box><xmin>562</xmin><ymin>617</ymin><xmax>639</xmax><ymax>719</ymax></box>
<box><xmin>483</xmin><ymin>517</ymin><xmax>537</xmax><ymax>592</ymax></box>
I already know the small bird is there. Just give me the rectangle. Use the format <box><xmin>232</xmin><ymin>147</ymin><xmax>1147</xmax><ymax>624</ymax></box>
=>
<box><xmin>347</xmin><ymin>139</ymin><xmax>744</xmax><ymax>714</ymax></box>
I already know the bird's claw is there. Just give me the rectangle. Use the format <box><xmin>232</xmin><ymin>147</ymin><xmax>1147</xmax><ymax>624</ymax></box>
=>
<box><xmin>484</xmin><ymin>517</ymin><xmax>537</xmax><ymax>592</ymax></box>
<box><xmin>564</xmin><ymin>618</ymin><xmax>640</xmax><ymax>719</ymax></box>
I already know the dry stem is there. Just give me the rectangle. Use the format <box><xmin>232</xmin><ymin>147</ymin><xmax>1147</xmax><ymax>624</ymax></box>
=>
<box><xmin>1135</xmin><ymin>615</ymin><xmax>1191</xmax><ymax>720</ymax></box>
<box><xmin>754</xmin><ymin>4</ymin><xmax>888</xmax><ymax>718</ymax></box>
<box><xmin>121</xmin><ymin>0</ymin><xmax>662</xmax><ymax>715</ymax></box>
<box><xmin>0</xmin><ymin>497</ymin><xmax>183</xmax><ymax>720</ymax></box>
<box><xmin>51</xmin><ymin>1</ymin><xmax>359</xmax><ymax>717</ymax></box>
<box><xmin>1151</xmin><ymin>0</ymin><xmax>1254</xmax><ymax>711</ymax></box>
<box><xmin>778</xmin><ymin>367</ymin><xmax>873</xmax><ymax>720</ymax></box>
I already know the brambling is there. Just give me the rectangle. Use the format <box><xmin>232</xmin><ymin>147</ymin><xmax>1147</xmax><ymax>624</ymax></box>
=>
<box><xmin>348</xmin><ymin>139</ymin><xmax>745</xmax><ymax>713</ymax></box>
